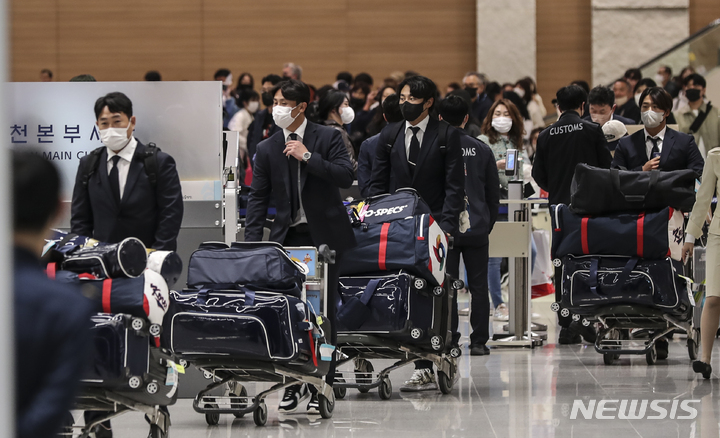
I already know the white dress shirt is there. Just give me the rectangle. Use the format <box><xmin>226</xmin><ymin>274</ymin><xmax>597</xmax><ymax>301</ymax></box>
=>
<box><xmin>106</xmin><ymin>136</ymin><xmax>137</xmax><ymax>200</ymax></box>
<box><xmin>282</xmin><ymin>117</ymin><xmax>308</xmax><ymax>226</ymax></box>
<box><xmin>404</xmin><ymin>115</ymin><xmax>430</xmax><ymax>160</ymax></box>
<box><xmin>644</xmin><ymin>125</ymin><xmax>667</xmax><ymax>160</ymax></box>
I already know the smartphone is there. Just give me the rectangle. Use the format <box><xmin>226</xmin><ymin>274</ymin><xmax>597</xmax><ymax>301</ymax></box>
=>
<box><xmin>505</xmin><ymin>149</ymin><xmax>517</xmax><ymax>176</ymax></box>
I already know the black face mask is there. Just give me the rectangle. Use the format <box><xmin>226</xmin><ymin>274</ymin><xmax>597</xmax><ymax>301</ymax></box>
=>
<box><xmin>401</xmin><ymin>101</ymin><xmax>426</xmax><ymax>122</ymax></box>
<box><xmin>350</xmin><ymin>97</ymin><xmax>365</xmax><ymax>110</ymax></box>
<box><xmin>261</xmin><ymin>92</ymin><xmax>273</xmax><ymax>107</ymax></box>
<box><xmin>686</xmin><ymin>88</ymin><xmax>702</xmax><ymax>102</ymax></box>
<box><xmin>464</xmin><ymin>86</ymin><xmax>478</xmax><ymax>99</ymax></box>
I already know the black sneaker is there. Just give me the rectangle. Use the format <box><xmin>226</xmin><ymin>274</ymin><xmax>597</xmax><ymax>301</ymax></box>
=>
<box><xmin>306</xmin><ymin>393</ymin><xmax>320</xmax><ymax>415</ymax></box>
<box><xmin>470</xmin><ymin>345</ymin><xmax>490</xmax><ymax>356</ymax></box>
<box><xmin>570</xmin><ymin>321</ymin><xmax>597</xmax><ymax>344</ymax></box>
<box><xmin>278</xmin><ymin>384</ymin><xmax>309</xmax><ymax>414</ymax></box>
<box><xmin>558</xmin><ymin>327</ymin><xmax>582</xmax><ymax>345</ymax></box>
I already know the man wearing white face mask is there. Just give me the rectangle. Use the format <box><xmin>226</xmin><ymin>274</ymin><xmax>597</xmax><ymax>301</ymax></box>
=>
<box><xmin>582</xmin><ymin>85</ymin><xmax>634</xmax><ymax>152</ymax></box>
<box><xmin>215</xmin><ymin>68</ymin><xmax>240</xmax><ymax>129</ymax></box>
<box><xmin>245</xmin><ymin>79</ymin><xmax>356</xmax><ymax>415</ymax></box>
<box><xmin>612</xmin><ymin>87</ymin><xmax>704</xmax><ymax>177</ymax></box>
<box><xmin>71</xmin><ymin>92</ymin><xmax>184</xmax><ymax>251</ymax></box>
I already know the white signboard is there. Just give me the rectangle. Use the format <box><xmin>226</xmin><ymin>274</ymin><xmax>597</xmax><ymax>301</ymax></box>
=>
<box><xmin>7</xmin><ymin>81</ymin><xmax>223</xmax><ymax>200</ymax></box>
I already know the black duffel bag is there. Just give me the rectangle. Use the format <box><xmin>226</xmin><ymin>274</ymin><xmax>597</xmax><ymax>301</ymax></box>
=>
<box><xmin>61</xmin><ymin>237</ymin><xmax>147</xmax><ymax>278</ymax></box>
<box><xmin>569</xmin><ymin>164</ymin><xmax>697</xmax><ymax>215</ymax></box>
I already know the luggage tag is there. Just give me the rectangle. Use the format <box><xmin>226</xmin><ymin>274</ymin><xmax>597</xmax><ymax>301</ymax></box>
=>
<box><xmin>165</xmin><ymin>360</ymin><xmax>185</xmax><ymax>386</ymax></box>
<box><xmin>319</xmin><ymin>344</ymin><xmax>335</xmax><ymax>362</ymax></box>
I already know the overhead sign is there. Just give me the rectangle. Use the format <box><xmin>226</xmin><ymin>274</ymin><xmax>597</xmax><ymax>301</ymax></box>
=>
<box><xmin>7</xmin><ymin>81</ymin><xmax>223</xmax><ymax>200</ymax></box>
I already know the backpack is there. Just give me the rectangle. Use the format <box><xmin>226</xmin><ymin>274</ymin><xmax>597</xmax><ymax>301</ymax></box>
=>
<box><xmin>81</xmin><ymin>142</ymin><xmax>160</xmax><ymax>189</ymax></box>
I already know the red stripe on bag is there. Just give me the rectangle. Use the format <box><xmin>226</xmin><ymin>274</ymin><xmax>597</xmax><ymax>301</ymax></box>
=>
<box><xmin>581</xmin><ymin>218</ymin><xmax>590</xmax><ymax>254</ymax></box>
<box><xmin>378</xmin><ymin>223</ymin><xmax>391</xmax><ymax>270</ymax></box>
<box><xmin>78</xmin><ymin>273</ymin><xmax>98</xmax><ymax>280</ymax></box>
<box><xmin>308</xmin><ymin>328</ymin><xmax>318</xmax><ymax>367</ymax></box>
<box><xmin>46</xmin><ymin>263</ymin><xmax>56</xmax><ymax>279</ymax></box>
<box><xmin>143</xmin><ymin>295</ymin><xmax>150</xmax><ymax>317</ymax></box>
<box><xmin>102</xmin><ymin>279</ymin><xmax>112</xmax><ymax>313</ymax></box>
<box><xmin>637</xmin><ymin>213</ymin><xmax>645</xmax><ymax>257</ymax></box>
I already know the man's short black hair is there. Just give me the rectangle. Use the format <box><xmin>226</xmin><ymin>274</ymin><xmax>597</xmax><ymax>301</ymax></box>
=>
<box><xmin>660</xmin><ymin>65</ymin><xmax>672</xmax><ymax>77</ymax></box>
<box><xmin>381</xmin><ymin>94</ymin><xmax>404</xmax><ymax>124</ymax></box>
<box><xmin>271</xmin><ymin>79</ymin><xmax>311</xmax><ymax>105</ymax></box>
<box><xmin>70</xmin><ymin>74</ymin><xmax>96</xmax><ymax>82</ymax></box>
<box><xmin>624</xmin><ymin>68</ymin><xmax>642</xmax><ymax>81</ymax></box>
<box><xmin>40</xmin><ymin>68</ymin><xmax>53</xmax><ymax>78</ymax></box>
<box><xmin>638</xmin><ymin>87</ymin><xmax>673</xmax><ymax>113</ymax></box>
<box><xmin>94</xmin><ymin>92</ymin><xmax>133</xmax><ymax>119</ymax></box>
<box><xmin>684</xmin><ymin>73</ymin><xmax>706</xmax><ymax>88</ymax></box>
<box><xmin>336</xmin><ymin>71</ymin><xmax>353</xmax><ymax>84</ymax></box>
<box><xmin>397</xmin><ymin>75</ymin><xmax>438</xmax><ymax>110</ymax></box>
<box><xmin>570</xmin><ymin>80</ymin><xmax>590</xmax><ymax>94</ymax></box>
<box><xmin>588</xmin><ymin>85</ymin><xmax>615</xmax><ymax>107</ymax></box>
<box><xmin>634</xmin><ymin>78</ymin><xmax>657</xmax><ymax>93</ymax></box>
<box><xmin>13</xmin><ymin>150</ymin><xmax>60</xmax><ymax>232</ymax></box>
<box><xmin>144</xmin><ymin>70</ymin><xmax>161</xmax><ymax>81</ymax></box>
<box><xmin>354</xmin><ymin>72</ymin><xmax>374</xmax><ymax>87</ymax></box>
<box><xmin>214</xmin><ymin>68</ymin><xmax>231</xmax><ymax>80</ymax></box>
<box><xmin>556</xmin><ymin>85</ymin><xmax>588</xmax><ymax>112</ymax></box>
<box><xmin>438</xmin><ymin>94</ymin><xmax>469</xmax><ymax>127</ymax></box>
<box><xmin>261</xmin><ymin>74</ymin><xmax>283</xmax><ymax>86</ymax></box>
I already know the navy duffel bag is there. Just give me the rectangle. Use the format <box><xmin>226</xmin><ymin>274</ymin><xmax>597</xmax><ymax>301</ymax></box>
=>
<box><xmin>551</xmin><ymin>204</ymin><xmax>685</xmax><ymax>261</ymax></box>
<box><xmin>186</xmin><ymin>241</ymin><xmax>305</xmax><ymax>296</ymax></box>
<box><xmin>339</xmin><ymin>213</ymin><xmax>449</xmax><ymax>286</ymax></box>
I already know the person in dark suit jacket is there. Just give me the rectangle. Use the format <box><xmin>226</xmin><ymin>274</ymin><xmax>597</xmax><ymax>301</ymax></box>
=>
<box><xmin>71</xmin><ymin>92</ymin><xmax>184</xmax><ymax>251</ymax></box>
<box><xmin>13</xmin><ymin>151</ymin><xmax>94</xmax><ymax>438</ymax></box>
<box><xmin>582</xmin><ymin>85</ymin><xmax>636</xmax><ymax>152</ymax></box>
<box><xmin>368</xmin><ymin>75</ymin><xmax>464</xmax><ymax>391</ymax></box>
<box><xmin>613</xmin><ymin>79</ymin><xmax>641</xmax><ymax>123</ymax></box>
<box><xmin>439</xmin><ymin>95</ymin><xmax>500</xmax><ymax>357</ymax></box>
<box><xmin>247</xmin><ymin>74</ymin><xmax>283</xmax><ymax>163</ymax></box>
<box><xmin>357</xmin><ymin>94</ymin><xmax>404</xmax><ymax>198</ymax></box>
<box><xmin>245</xmin><ymin>79</ymin><xmax>356</xmax><ymax>414</ymax></box>
<box><xmin>612</xmin><ymin>86</ymin><xmax>705</xmax><ymax>177</ymax></box>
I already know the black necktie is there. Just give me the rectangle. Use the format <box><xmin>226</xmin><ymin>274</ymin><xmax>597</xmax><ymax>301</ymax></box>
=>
<box><xmin>408</xmin><ymin>127</ymin><xmax>421</xmax><ymax>175</ymax></box>
<box><xmin>288</xmin><ymin>133</ymin><xmax>300</xmax><ymax>220</ymax></box>
<box><xmin>109</xmin><ymin>155</ymin><xmax>121</xmax><ymax>203</ymax></box>
<box><xmin>648</xmin><ymin>136</ymin><xmax>660</xmax><ymax>159</ymax></box>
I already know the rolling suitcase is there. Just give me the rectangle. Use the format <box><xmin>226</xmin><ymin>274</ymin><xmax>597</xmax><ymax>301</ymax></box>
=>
<box><xmin>560</xmin><ymin>255</ymin><xmax>693</xmax><ymax>319</ymax></box>
<box><xmin>337</xmin><ymin>271</ymin><xmax>455</xmax><ymax>352</ymax></box>
<box><xmin>84</xmin><ymin>313</ymin><xmax>178</xmax><ymax>406</ymax></box>
<box><xmin>164</xmin><ymin>289</ymin><xmax>329</xmax><ymax>376</ymax></box>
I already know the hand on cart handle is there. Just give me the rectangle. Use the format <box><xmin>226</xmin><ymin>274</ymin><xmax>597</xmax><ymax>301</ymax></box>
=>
<box><xmin>682</xmin><ymin>242</ymin><xmax>694</xmax><ymax>264</ymax></box>
<box><xmin>318</xmin><ymin>244</ymin><xmax>336</xmax><ymax>264</ymax></box>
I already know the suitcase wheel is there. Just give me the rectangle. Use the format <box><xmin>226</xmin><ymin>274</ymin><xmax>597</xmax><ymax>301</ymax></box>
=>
<box><xmin>572</xmin><ymin>314</ymin><xmax>581</xmax><ymax>322</ymax></box>
<box><xmin>450</xmin><ymin>347</ymin><xmax>462</xmax><ymax>358</ymax></box>
<box><xmin>432</xmin><ymin>286</ymin><xmax>445</xmax><ymax>297</ymax></box>
<box><xmin>413</xmin><ymin>278</ymin><xmax>427</xmax><ymax>290</ymax></box>
<box><xmin>550</xmin><ymin>302</ymin><xmax>560</xmax><ymax>312</ymax></box>
<box><xmin>205</xmin><ymin>404</ymin><xmax>220</xmax><ymax>426</ymax></box>
<box><xmin>581</xmin><ymin>318</ymin><xmax>592</xmax><ymax>327</ymax></box>
<box><xmin>410</xmin><ymin>328</ymin><xmax>424</xmax><ymax>340</ymax></box>
<box><xmin>552</xmin><ymin>258</ymin><xmax>562</xmax><ymax>268</ymax></box>
<box><xmin>146</xmin><ymin>382</ymin><xmax>159</xmax><ymax>395</ymax></box>
<box><xmin>452</xmin><ymin>279</ymin><xmax>465</xmax><ymax>291</ymax></box>
<box><xmin>253</xmin><ymin>401</ymin><xmax>268</xmax><ymax>426</ymax></box>
<box><xmin>128</xmin><ymin>376</ymin><xmax>143</xmax><ymax>389</ymax></box>
<box><xmin>560</xmin><ymin>308</ymin><xmax>570</xmax><ymax>318</ymax></box>
<box><xmin>378</xmin><ymin>376</ymin><xmax>392</xmax><ymax>400</ymax></box>
<box><xmin>149</xmin><ymin>324</ymin><xmax>163</xmax><ymax>337</ymax></box>
<box><xmin>431</xmin><ymin>336</ymin><xmax>444</xmax><ymax>351</ymax></box>
<box><xmin>179</xmin><ymin>359</ymin><xmax>188</xmax><ymax>368</ymax></box>
<box><xmin>318</xmin><ymin>394</ymin><xmax>334</xmax><ymax>419</ymax></box>
<box><xmin>131</xmin><ymin>317</ymin><xmax>146</xmax><ymax>332</ymax></box>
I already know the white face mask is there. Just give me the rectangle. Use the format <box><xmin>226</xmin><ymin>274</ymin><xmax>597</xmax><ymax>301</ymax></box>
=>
<box><xmin>223</xmin><ymin>73</ymin><xmax>233</xmax><ymax>87</ymax></box>
<box><xmin>615</xmin><ymin>96</ymin><xmax>628</xmax><ymax>107</ymax></box>
<box><xmin>654</xmin><ymin>74</ymin><xmax>664</xmax><ymax>85</ymax></box>
<box><xmin>513</xmin><ymin>87</ymin><xmax>525</xmax><ymax>99</ymax></box>
<box><xmin>591</xmin><ymin>113</ymin><xmax>611</xmax><ymax>127</ymax></box>
<box><xmin>634</xmin><ymin>93</ymin><xmax>642</xmax><ymax>107</ymax></box>
<box><xmin>272</xmin><ymin>104</ymin><xmax>300</xmax><ymax>130</ymax></box>
<box><xmin>492</xmin><ymin>116</ymin><xmax>513</xmax><ymax>134</ymax></box>
<box><xmin>100</xmin><ymin>126</ymin><xmax>131</xmax><ymax>152</ymax></box>
<box><xmin>641</xmin><ymin>110</ymin><xmax>665</xmax><ymax>129</ymax></box>
<box><xmin>340</xmin><ymin>107</ymin><xmax>355</xmax><ymax>125</ymax></box>
<box><xmin>247</xmin><ymin>101</ymin><xmax>259</xmax><ymax>113</ymax></box>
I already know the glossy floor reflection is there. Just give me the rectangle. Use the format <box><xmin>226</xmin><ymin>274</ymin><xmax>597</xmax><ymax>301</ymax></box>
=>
<box><xmin>105</xmin><ymin>297</ymin><xmax>719</xmax><ymax>438</ymax></box>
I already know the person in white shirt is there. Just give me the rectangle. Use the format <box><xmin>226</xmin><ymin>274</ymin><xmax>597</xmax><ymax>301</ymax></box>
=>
<box><xmin>228</xmin><ymin>89</ymin><xmax>260</xmax><ymax>156</ymax></box>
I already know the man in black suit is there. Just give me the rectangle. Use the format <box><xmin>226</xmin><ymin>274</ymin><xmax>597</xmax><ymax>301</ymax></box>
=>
<box><xmin>463</xmin><ymin>72</ymin><xmax>493</xmax><ymax>124</ymax></box>
<box><xmin>71</xmin><ymin>92</ymin><xmax>184</xmax><ymax>251</ymax></box>
<box><xmin>369</xmin><ymin>75</ymin><xmax>464</xmax><ymax>391</ymax></box>
<box><xmin>13</xmin><ymin>150</ymin><xmax>94</xmax><ymax>438</ymax></box>
<box><xmin>532</xmin><ymin>85</ymin><xmax>612</xmax><ymax>345</ymax></box>
<box><xmin>357</xmin><ymin>94</ymin><xmax>403</xmax><ymax>197</ymax></box>
<box><xmin>582</xmin><ymin>85</ymin><xmax>635</xmax><ymax>152</ymax></box>
<box><xmin>245</xmin><ymin>79</ymin><xmax>356</xmax><ymax>414</ymax></box>
<box><xmin>613</xmin><ymin>79</ymin><xmax>641</xmax><ymax>123</ymax></box>
<box><xmin>247</xmin><ymin>74</ymin><xmax>283</xmax><ymax>164</ymax></box>
<box><xmin>438</xmin><ymin>95</ymin><xmax>500</xmax><ymax>357</ymax></box>
<box><xmin>612</xmin><ymin>86</ymin><xmax>704</xmax><ymax>177</ymax></box>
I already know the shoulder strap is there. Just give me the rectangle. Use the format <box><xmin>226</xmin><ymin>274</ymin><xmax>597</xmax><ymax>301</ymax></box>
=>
<box><xmin>689</xmin><ymin>102</ymin><xmax>713</xmax><ymax>135</ymax></box>
<box><xmin>383</xmin><ymin>122</ymin><xmax>405</xmax><ymax>150</ymax></box>
<box><xmin>82</xmin><ymin>146</ymin><xmax>106</xmax><ymax>187</ymax></box>
<box><xmin>138</xmin><ymin>142</ymin><xmax>161</xmax><ymax>188</ymax></box>
<box><xmin>437</xmin><ymin>121</ymin><xmax>451</xmax><ymax>156</ymax></box>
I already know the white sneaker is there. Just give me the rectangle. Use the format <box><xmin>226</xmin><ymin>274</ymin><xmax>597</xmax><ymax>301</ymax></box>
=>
<box><xmin>278</xmin><ymin>384</ymin><xmax>309</xmax><ymax>414</ymax></box>
<box><xmin>494</xmin><ymin>303</ymin><xmax>509</xmax><ymax>321</ymax></box>
<box><xmin>400</xmin><ymin>368</ymin><xmax>437</xmax><ymax>392</ymax></box>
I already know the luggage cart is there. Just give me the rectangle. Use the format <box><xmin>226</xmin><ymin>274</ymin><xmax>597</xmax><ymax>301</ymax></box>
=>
<box><xmin>332</xmin><ymin>275</ymin><xmax>464</xmax><ymax>399</ymax></box>
<box><xmin>177</xmin><ymin>244</ymin><xmax>337</xmax><ymax>426</ymax></box>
